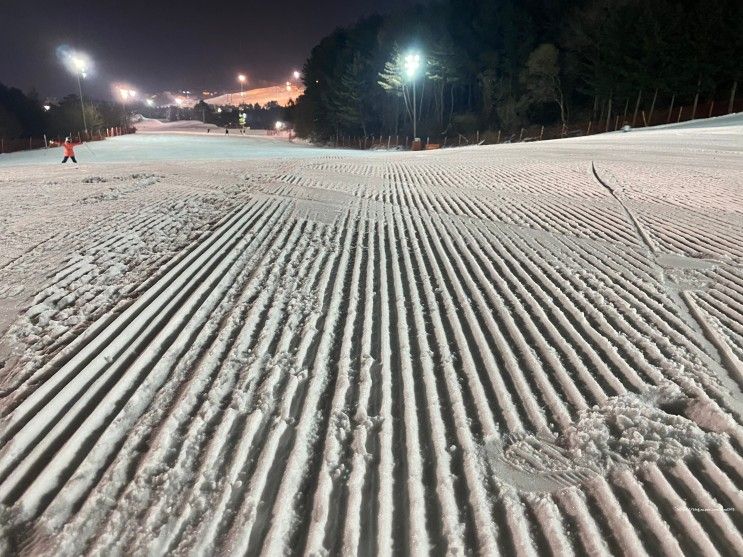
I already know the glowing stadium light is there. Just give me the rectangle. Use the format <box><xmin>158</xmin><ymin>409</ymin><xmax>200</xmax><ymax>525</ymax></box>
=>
<box><xmin>404</xmin><ymin>51</ymin><xmax>424</xmax><ymax>139</ymax></box>
<box><xmin>404</xmin><ymin>52</ymin><xmax>421</xmax><ymax>79</ymax></box>
<box><xmin>293</xmin><ymin>70</ymin><xmax>301</xmax><ymax>80</ymax></box>
<box><xmin>58</xmin><ymin>47</ymin><xmax>92</xmax><ymax>135</ymax></box>
<box><xmin>116</xmin><ymin>87</ymin><xmax>138</xmax><ymax>101</ymax></box>
<box><xmin>285</xmin><ymin>81</ymin><xmax>292</xmax><ymax>91</ymax></box>
<box><xmin>175</xmin><ymin>98</ymin><xmax>183</xmax><ymax>106</ymax></box>
<box><xmin>146</xmin><ymin>98</ymin><xmax>155</xmax><ymax>107</ymax></box>
<box><xmin>43</xmin><ymin>105</ymin><xmax>51</xmax><ymax>111</ymax></box>
<box><xmin>57</xmin><ymin>46</ymin><xmax>92</xmax><ymax>77</ymax></box>
<box><xmin>275</xmin><ymin>121</ymin><xmax>284</xmax><ymax>130</ymax></box>
<box><xmin>72</xmin><ymin>57</ymin><xmax>86</xmax><ymax>74</ymax></box>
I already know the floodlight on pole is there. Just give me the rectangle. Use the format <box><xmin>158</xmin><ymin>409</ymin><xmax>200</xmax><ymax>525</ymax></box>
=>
<box><xmin>404</xmin><ymin>52</ymin><xmax>423</xmax><ymax>139</ymax></box>
<box><xmin>238</xmin><ymin>74</ymin><xmax>246</xmax><ymax>97</ymax></box>
<box><xmin>404</xmin><ymin>53</ymin><xmax>421</xmax><ymax>78</ymax></box>
<box><xmin>118</xmin><ymin>87</ymin><xmax>137</xmax><ymax>129</ymax></box>
<box><xmin>70</xmin><ymin>55</ymin><xmax>89</xmax><ymax>136</ymax></box>
<box><xmin>293</xmin><ymin>70</ymin><xmax>301</xmax><ymax>80</ymax></box>
<box><xmin>118</xmin><ymin>87</ymin><xmax>137</xmax><ymax>100</ymax></box>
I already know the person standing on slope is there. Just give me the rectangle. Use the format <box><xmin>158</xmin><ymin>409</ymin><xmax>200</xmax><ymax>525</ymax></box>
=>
<box><xmin>61</xmin><ymin>137</ymin><xmax>80</xmax><ymax>164</ymax></box>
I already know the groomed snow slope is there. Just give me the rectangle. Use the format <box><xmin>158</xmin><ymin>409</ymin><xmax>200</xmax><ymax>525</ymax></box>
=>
<box><xmin>0</xmin><ymin>131</ymin><xmax>345</xmax><ymax>167</ymax></box>
<box><xmin>202</xmin><ymin>83</ymin><xmax>303</xmax><ymax>108</ymax></box>
<box><xmin>0</xmin><ymin>117</ymin><xmax>742</xmax><ymax>556</ymax></box>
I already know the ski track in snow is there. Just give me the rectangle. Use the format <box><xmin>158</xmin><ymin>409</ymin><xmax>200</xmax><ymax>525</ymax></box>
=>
<box><xmin>0</xmin><ymin>121</ymin><xmax>742</xmax><ymax>555</ymax></box>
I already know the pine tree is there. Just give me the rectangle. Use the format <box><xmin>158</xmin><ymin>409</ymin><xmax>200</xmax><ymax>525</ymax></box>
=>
<box><xmin>331</xmin><ymin>53</ymin><xmax>368</xmax><ymax>135</ymax></box>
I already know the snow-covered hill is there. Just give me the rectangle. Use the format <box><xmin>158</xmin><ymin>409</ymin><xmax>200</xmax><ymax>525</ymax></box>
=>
<box><xmin>201</xmin><ymin>83</ymin><xmax>303</xmax><ymax>107</ymax></box>
<box><xmin>0</xmin><ymin>117</ymin><xmax>741</xmax><ymax>555</ymax></box>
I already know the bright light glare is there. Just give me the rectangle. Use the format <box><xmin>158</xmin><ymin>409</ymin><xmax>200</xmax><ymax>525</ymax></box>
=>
<box><xmin>175</xmin><ymin>98</ymin><xmax>183</xmax><ymax>106</ymax></box>
<box><xmin>275</xmin><ymin>121</ymin><xmax>284</xmax><ymax>130</ymax></box>
<box><xmin>119</xmin><ymin>88</ymin><xmax>137</xmax><ymax>100</ymax></box>
<box><xmin>238</xmin><ymin>74</ymin><xmax>246</xmax><ymax>83</ymax></box>
<box><xmin>43</xmin><ymin>105</ymin><xmax>51</xmax><ymax>111</ymax></box>
<box><xmin>58</xmin><ymin>46</ymin><xmax>92</xmax><ymax>77</ymax></box>
<box><xmin>217</xmin><ymin>107</ymin><xmax>222</xmax><ymax>113</ymax></box>
<box><xmin>293</xmin><ymin>70</ymin><xmax>301</xmax><ymax>79</ymax></box>
<box><xmin>285</xmin><ymin>81</ymin><xmax>292</xmax><ymax>91</ymax></box>
<box><xmin>146</xmin><ymin>99</ymin><xmax>155</xmax><ymax>107</ymax></box>
<box><xmin>404</xmin><ymin>53</ymin><xmax>422</xmax><ymax>78</ymax></box>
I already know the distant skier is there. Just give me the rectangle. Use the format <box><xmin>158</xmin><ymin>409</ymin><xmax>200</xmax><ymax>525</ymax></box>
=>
<box><xmin>61</xmin><ymin>137</ymin><xmax>80</xmax><ymax>164</ymax></box>
<box><xmin>225</xmin><ymin>128</ymin><xmax>229</xmax><ymax>135</ymax></box>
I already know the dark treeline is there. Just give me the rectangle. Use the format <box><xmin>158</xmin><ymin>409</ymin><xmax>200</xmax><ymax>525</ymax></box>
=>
<box><xmin>292</xmin><ymin>0</ymin><xmax>742</xmax><ymax>141</ymax></box>
<box><xmin>0</xmin><ymin>83</ymin><xmax>127</xmax><ymax>139</ymax></box>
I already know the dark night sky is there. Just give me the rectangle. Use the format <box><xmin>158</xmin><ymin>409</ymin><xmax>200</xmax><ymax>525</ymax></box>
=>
<box><xmin>0</xmin><ymin>0</ymin><xmax>414</xmax><ymax>100</ymax></box>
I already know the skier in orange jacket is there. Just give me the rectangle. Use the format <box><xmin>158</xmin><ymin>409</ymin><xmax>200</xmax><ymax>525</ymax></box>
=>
<box><xmin>62</xmin><ymin>137</ymin><xmax>80</xmax><ymax>163</ymax></box>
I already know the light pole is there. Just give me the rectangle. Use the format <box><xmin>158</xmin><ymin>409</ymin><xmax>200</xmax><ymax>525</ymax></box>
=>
<box><xmin>405</xmin><ymin>53</ymin><xmax>422</xmax><ymax>139</ymax></box>
<box><xmin>72</xmin><ymin>57</ymin><xmax>88</xmax><ymax>136</ymax></box>
<box><xmin>238</xmin><ymin>74</ymin><xmax>246</xmax><ymax>101</ymax></box>
<box><xmin>119</xmin><ymin>88</ymin><xmax>136</xmax><ymax>129</ymax></box>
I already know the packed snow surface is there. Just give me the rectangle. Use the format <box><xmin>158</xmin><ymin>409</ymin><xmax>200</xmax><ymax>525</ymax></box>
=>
<box><xmin>0</xmin><ymin>116</ymin><xmax>742</xmax><ymax>555</ymax></box>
